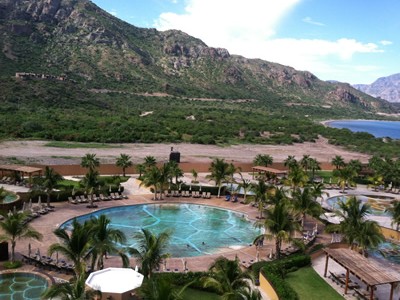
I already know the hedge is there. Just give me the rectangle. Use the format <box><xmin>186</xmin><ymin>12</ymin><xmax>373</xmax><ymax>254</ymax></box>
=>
<box><xmin>250</xmin><ymin>254</ymin><xmax>311</xmax><ymax>300</ymax></box>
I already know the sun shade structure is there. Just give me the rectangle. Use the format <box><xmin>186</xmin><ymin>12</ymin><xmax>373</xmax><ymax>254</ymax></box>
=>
<box><xmin>85</xmin><ymin>267</ymin><xmax>144</xmax><ymax>300</ymax></box>
<box><xmin>0</xmin><ymin>165</ymin><xmax>42</xmax><ymax>186</ymax></box>
<box><xmin>252</xmin><ymin>166</ymin><xmax>287</xmax><ymax>179</ymax></box>
<box><xmin>324</xmin><ymin>248</ymin><xmax>400</xmax><ymax>300</ymax></box>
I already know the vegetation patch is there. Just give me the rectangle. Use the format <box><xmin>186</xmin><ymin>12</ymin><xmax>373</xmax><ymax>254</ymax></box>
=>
<box><xmin>286</xmin><ymin>266</ymin><xmax>343</xmax><ymax>300</ymax></box>
<box><xmin>45</xmin><ymin>141</ymin><xmax>124</xmax><ymax>149</ymax></box>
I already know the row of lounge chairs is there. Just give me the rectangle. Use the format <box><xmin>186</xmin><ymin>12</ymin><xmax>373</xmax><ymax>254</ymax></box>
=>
<box><xmin>0</xmin><ymin>176</ymin><xmax>27</xmax><ymax>186</ymax></box>
<box><xmin>165</xmin><ymin>190</ymin><xmax>211</xmax><ymax>199</ymax></box>
<box><xmin>21</xmin><ymin>254</ymin><xmax>79</xmax><ymax>275</ymax></box>
<box><xmin>68</xmin><ymin>193</ymin><xmax>128</xmax><ymax>204</ymax></box>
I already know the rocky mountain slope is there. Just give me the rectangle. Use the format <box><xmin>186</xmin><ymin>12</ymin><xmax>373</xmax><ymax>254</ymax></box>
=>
<box><xmin>0</xmin><ymin>0</ymin><xmax>396</xmax><ymax>114</ymax></box>
<box><xmin>353</xmin><ymin>73</ymin><xmax>400</xmax><ymax>103</ymax></box>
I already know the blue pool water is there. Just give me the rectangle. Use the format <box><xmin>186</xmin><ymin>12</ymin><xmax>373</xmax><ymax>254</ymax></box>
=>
<box><xmin>0</xmin><ymin>272</ymin><xmax>48</xmax><ymax>300</ymax></box>
<box><xmin>61</xmin><ymin>204</ymin><xmax>261</xmax><ymax>257</ymax></box>
<box><xmin>371</xmin><ymin>242</ymin><xmax>400</xmax><ymax>265</ymax></box>
<box><xmin>325</xmin><ymin>195</ymin><xmax>392</xmax><ymax>216</ymax></box>
<box><xmin>327</xmin><ymin>120</ymin><xmax>400</xmax><ymax>139</ymax></box>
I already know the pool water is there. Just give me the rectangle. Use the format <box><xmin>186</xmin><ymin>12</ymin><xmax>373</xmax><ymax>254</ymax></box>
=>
<box><xmin>61</xmin><ymin>203</ymin><xmax>261</xmax><ymax>257</ymax></box>
<box><xmin>370</xmin><ymin>242</ymin><xmax>400</xmax><ymax>265</ymax></box>
<box><xmin>325</xmin><ymin>195</ymin><xmax>392</xmax><ymax>216</ymax></box>
<box><xmin>0</xmin><ymin>273</ymin><xmax>48</xmax><ymax>300</ymax></box>
<box><xmin>0</xmin><ymin>193</ymin><xmax>18</xmax><ymax>204</ymax></box>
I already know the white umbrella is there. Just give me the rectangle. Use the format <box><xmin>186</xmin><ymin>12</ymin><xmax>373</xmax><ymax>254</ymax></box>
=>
<box><xmin>36</xmin><ymin>248</ymin><xmax>41</xmax><ymax>259</ymax></box>
<box><xmin>72</xmin><ymin>187</ymin><xmax>75</xmax><ymax>196</ymax></box>
<box><xmin>329</xmin><ymin>177</ymin><xmax>332</xmax><ymax>184</ymax></box>
<box><xmin>22</xmin><ymin>202</ymin><xmax>26</xmax><ymax>211</ymax></box>
<box><xmin>29</xmin><ymin>198</ymin><xmax>32</xmax><ymax>209</ymax></box>
<box><xmin>189</xmin><ymin>185</ymin><xmax>192</xmax><ymax>191</ymax></box>
<box><xmin>7</xmin><ymin>210</ymin><xmax>12</xmax><ymax>217</ymax></box>
<box><xmin>13</xmin><ymin>206</ymin><xmax>17</xmax><ymax>214</ymax></box>
<box><xmin>118</xmin><ymin>185</ymin><xmax>121</xmax><ymax>193</ymax></box>
<box><xmin>256</xmin><ymin>250</ymin><xmax>260</xmax><ymax>262</ymax></box>
<box><xmin>199</xmin><ymin>184</ymin><xmax>202</xmax><ymax>192</ymax></box>
<box><xmin>109</xmin><ymin>185</ymin><xmax>112</xmax><ymax>193</ymax></box>
<box><xmin>163</xmin><ymin>260</ymin><xmax>167</xmax><ymax>271</ymax></box>
<box><xmin>38</xmin><ymin>196</ymin><xmax>41</xmax><ymax>207</ymax></box>
<box><xmin>321</xmin><ymin>178</ymin><xmax>324</xmax><ymax>184</ymax></box>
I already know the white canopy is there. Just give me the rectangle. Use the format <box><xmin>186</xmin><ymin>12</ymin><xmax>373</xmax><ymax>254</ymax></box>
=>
<box><xmin>85</xmin><ymin>267</ymin><xmax>144</xmax><ymax>294</ymax></box>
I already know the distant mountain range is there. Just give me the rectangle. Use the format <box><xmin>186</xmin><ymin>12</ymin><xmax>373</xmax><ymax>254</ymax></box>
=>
<box><xmin>353</xmin><ymin>73</ymin><xmax>400</xmax><ymax>103</ymax></box>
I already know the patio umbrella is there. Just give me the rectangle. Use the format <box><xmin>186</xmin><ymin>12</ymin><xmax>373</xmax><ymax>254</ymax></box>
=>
<box><xmin>36</xmin><ymin>248</ymin><xmax>41</xmax><ymax>259</ymax></box>
<box><xmin>7</xmin><ymin>210</ymin><xmax>12</xmax><ymax>217</ymax></box>
<box><xmin>28</xmin><ymin>243</ymin><xmax>31</xmax><ymax>257</ymax></box>
<box><xmin>13</xmin><ymin>206</ymin><xmax>17</xmax><ymax>214</ymax></box>
<box><xmin>29</xmin><ymin>198</ymin><xmax>32</xmax><ymax>209</ymax></box>
<box><xmin>72</xmin><ymin>187</ymin><xmax>75</xmax><ymax>196</ymax></box>
<box><xmin>329</xmin><ymin>177</ymin><xmax>332</xmax><ymax>184</ymax></box>
<box><xmin>118</xmin><ymin>185</ymin><xmax>121</xmax><ymax>193</ymax></box>
<box><xmin>256</xmin><ymin>250</ymin><xmax>260</xmax><ymax>262</ymax></box>
<box><xmin>321</xmin><ymin>178</ymin><xmax>324</xmax><ymax>184</ymax></box>
<box><xmin>163</xmin><ymin>260</ymin><xmax>167</xmax><ymax>271</ymax></box>
<box><xmin>37</xmin><ymin>196</ymin><xmax>41</xmax><ymax>207</ymax></box>
<box><xmin>109</xmin><ymin>185</ymin><xmax>112</xmax><ymax>193</ymax></box>
<box><xmin>269</xmin><ymin>249</ymin><xmax>273</xmax><ymax>259</ymax></box>
<box><xmin>199</xmin><ymin>184</ymin><xmax>202</xmax><ymax>192</ymax></box>
<box><xmin>22</xmin><ymin>202</ymin><xmax>26</xmax><ymax>211</ymax></box>
<box><xmin>189</xmin><ymin>185</ymin><xmax>192</xmax><ymax>191</ymax></box>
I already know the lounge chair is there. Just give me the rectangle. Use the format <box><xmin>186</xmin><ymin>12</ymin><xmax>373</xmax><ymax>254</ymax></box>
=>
<box><xmin>68</xmin><ymin>197</ymin><xmax>77</xmax><ymax>204</ymax></box>
<box><xmin>80</xmin><ymin>195</ymin><xmax>88</xmax><ymax>203</ymax></box>
<box><xmin>201</xmin><ymin>191</ymin><xmax>207</xmax><ymax>198</ymax></box>
<box><xmin>206</xmin><ymin>192</ymin><xmax>211</xmax><ymax>199</ymax></box>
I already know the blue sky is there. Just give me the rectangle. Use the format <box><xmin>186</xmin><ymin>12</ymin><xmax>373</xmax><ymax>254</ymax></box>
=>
<box><xmin>91</xmin><ymin>0</ymin><xmax>400</xmax><ymax>84</ymax></box>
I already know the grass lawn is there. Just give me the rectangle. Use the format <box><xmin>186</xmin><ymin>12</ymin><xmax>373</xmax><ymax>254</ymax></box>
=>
<box><xmin>286</xmin><ymin>266</ymin><xmax>344</xmax><ymax>300</ymax></box>
<box><xmin>181</xmin><ymin>288</ymin><xmax>220</xmax><ymax>300</ymax></box>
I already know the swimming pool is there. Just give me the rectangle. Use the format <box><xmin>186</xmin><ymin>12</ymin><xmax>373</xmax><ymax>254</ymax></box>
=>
<box><xmin>61</xmin><ymin>203</ymin><xmax>261</xmax><ymax>257</ymax></box>
<box><xmin>370</xmin><ymin>241</ymin><xmax>400</xmax><ymax>265</ymax></box>
<box><xmin>0</xmin><ymin>272</ymin><xmax>49</xmax><ymax>300</ymax></box>
<box><xmin>0</xmin><ymin>192</ymin><xmax>18</xmax><ymax>204</ymax></box>
<box><xmin>325</xmin><ymin>195</ymin><xmax>393</xmax><ymax>216</ymax></box>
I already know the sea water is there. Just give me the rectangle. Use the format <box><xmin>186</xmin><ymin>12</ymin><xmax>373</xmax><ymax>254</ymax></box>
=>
<box><xmin>327</xmin><ymin>120</ymin><xmax>400</xmax><ymax>139</ymax></box>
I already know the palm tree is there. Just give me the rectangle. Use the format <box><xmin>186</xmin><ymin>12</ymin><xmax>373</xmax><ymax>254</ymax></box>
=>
<box><xmin>0</xmin><ymin>211</ymin><xmax>42</xmax><ymax>262</ymax></box>
<box><xmin>348</xmin><ymin>159</ymin><xmax>363</xmax><ymax>174</ymax></box>
<box><xmin>237</xmin><ymin>172</ymin><xmax>251</xmax><ymax>203</ymax></box>
<box><xmin>336</xmin><ymin>196</ymin><xmax>369</xmax><ymax>249</ymax></box>
<box><xmin>81</xmin><ymin>153</ymin><xmax>100</xmax><ymax>172</ymax></box>
<box><xmin>48</xmin><ymin>219</ymin><xmax>93</xmax><ymax>276</ymax></box>
<box><xmin>292</xmin><ymin>187</ymin><xmax>323</xmax><ymax>227</ymax></box>
<box><xmin>253</xmin><ymin>154</ymin><xmax>273</xmax><ymax>167</ymax></box>
<box><xmin>116</xmin><ymin>153</ymin><xmax>133</xmax><ymax>177</ymax></box>
<box><xmin>201</xmin><ymin>257</ymin><xmax>257</xmax><ymax>300</ymax></box>
<box><xmin>308</xmin><ymin>158</ymin><xmax>321</xmax><ymax>181</ymax></box>
<box><xmin>331</xmin><ymin>155</ymin><xmax>345</xmax><ymax>170</ymax></box>
<box><xmin>136</xmin><ymin>163</ymin><xmax>146</xmax><ymax>179</ymax></box>
<box><xmin>300</xmin><ymin>155</ymin><xmax>311</xmax><ymax>172</ymax></box>
<box><xmin>386</xmin><ymin>200</ymin><xmax>400</xmax><ymax>231</ymax></box>
<box><xmin>166</xmin><ymin>160</ymin><xmax>183</xmax><ymax>184</ymax></box>
<box><xmin>284</xmin><ymin>155</ymin><xmax>297</xmax><ymax>170</ymax></box>
<box><xmin>367</xmin><ymin>174</ymin><xmax>384</xmax><ymax>191</ymax></box>
<box><xmin>129</xmin><ymin>228</ymin><xmax>171</xmax><ymax>279</ymax></box>
<box><xmin>206</xmin><ymin>158</ymin><xmax>231</xmax><ymax>198</ymax></box>
<box><xmin>42</xmin><ymin>166</ymin><xmax>63</xmax><ymax>207</ymax></box>
<box><xmin>144</xmin><ymin>156</ymin><xmax>157</xmax><ymax>169</ymax></box>
<box><xmin>141</xmin><ymin>166</ymin><xmax>162</xmax><ymax>200</ymax></box>
<box><xmin>286</xmin><ymin>165</ymin><xmax>308</xmax><ymax>190</ymax></box>
<box><xmin>334</xmin><ymin>165</ymin><xmax>357</xmax><ymax>193</ymax></box>
<box><xmin>251</xmin><ymin>180</ymin><xmax>269</xmax><ymax>218</ymax></box>
<box><xmin>81</xmin><ymin>169</ymin><xmax>99</xmax><ymax>192</ymax></box>
<box><xmin>255</xmin><ymin>201</ymin><xmax>300</xmax><ymax>259</ymax></box>
<box><xmin>191</xmin><ymin>169</ymin><xmax>198</xmax><ymax>183</ymax></box>
<box><xmin>355</xmin><ymin>220</ymin><xmax>384</xmax><ymax>256</ymax></box>
<box><xmin>138</xmin><ymin>277</ymin><xmax>191</xmax><ymax>300</ymax></box>
<box><xmin>42</xmin><ymin>273</ymin><xmax>101</xmax><ymax>300</ymax></box>
<box><xmin>88</xmin><ymin>215</ymin><xmax>129</xmax><ymax>271</ymax></box>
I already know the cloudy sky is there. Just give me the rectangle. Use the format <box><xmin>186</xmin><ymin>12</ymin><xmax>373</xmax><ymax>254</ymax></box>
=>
<box><xmin>91</xmin><ymin>0</ymin><xmax>400</xmax><ymax>84</ymax></box>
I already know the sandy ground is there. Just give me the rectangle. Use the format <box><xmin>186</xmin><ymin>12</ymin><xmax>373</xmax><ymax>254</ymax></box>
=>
<box><xmin>0</xmin><ymin>138</ymin><xmax>370</xmax><ymax>165</ymax></box>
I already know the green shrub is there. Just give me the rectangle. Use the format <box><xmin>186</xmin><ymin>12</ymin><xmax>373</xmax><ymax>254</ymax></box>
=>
<box><xmin>4</xmin><ymin>260</ymin><xmax>23</xmax><ymax>269</ymax></box>
<box><xmin>250</xmin><ymin>254</ymin><xmax>311</xmax><ymax>300</ymax></box>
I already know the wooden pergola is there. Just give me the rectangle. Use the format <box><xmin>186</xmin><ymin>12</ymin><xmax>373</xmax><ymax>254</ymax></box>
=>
<box><xmin>0</xmin><ymin>165</ymin><xmax>42</xmax><ymax>186</ymax></box>
<box><xmin>252</xmin><ymin>166</ymin><xmax>287</xmax><ymax>179</ymax></box>
<box><xmin>324</xmin><ymin>248</ymin><xmax>400</xmax><ymax>300</ymax></box>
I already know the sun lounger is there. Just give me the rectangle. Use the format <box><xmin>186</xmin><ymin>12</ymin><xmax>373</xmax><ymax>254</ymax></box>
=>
<box><xmin>165</xmin><ymin>190</ymin><xmax>171</xmax><ymax>197</ymax></box>
<box><xmin>68</xmin><ymin>197</ymin><xmax>77</xmax><ymax>204</ymax></box>
<box><xmin>80</xmin><ymin>195</ymin><xmax>88</xmax><ymax>203</ymax></box>
<box><xmin>120</xmin><ymin>192</ymin><xmax>128</xmax><ymax>199</ymax></box>
<box><xmin>201</xmin><ymin>191</ymin><xmax>207</xmax><ymax>198</ymax></box>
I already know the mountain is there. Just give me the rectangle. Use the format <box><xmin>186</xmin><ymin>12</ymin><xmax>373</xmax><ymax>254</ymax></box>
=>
<box><xmin>353</xmin><ymin>73</ymin><xmax>400</xmax><ymax>103</ymax></box>
<box><xmin>0</xmin><ymin>0</ymin><xmax>396</xmax><ymax>112</ymax></box>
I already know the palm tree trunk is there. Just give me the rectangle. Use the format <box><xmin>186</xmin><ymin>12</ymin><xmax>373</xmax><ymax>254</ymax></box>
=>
<box><xmin>11</xmin><ymin>240</ymin><xmax>15</xmax><ymax>262</ymax></box>
<box><xmin>123</xmin><ymin>168</ymin><xmax>126</xmax><ymax>177</ymax></box>
<box><xmin>275</xmin><ymin>239</ymin><xmax>280</xmax><ymax>259</ymax></box>
<box><xmin>47</xmin><ymin>191</ymin><xmax>51</xmax><ymax>207</ymax></box>
<box><xmin>217</xmin><ymin>185</ymin><xmax>221</xmax><ymax>198</ymax></box>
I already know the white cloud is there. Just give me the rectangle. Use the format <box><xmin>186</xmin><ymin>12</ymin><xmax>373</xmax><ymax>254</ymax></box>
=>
<box><xmin>153</xmin><ymin>0</ymin><xmax>385</xmax><ymax>83</ymax></box>
<box><xmin>380</xmin><ymin>40</ymin><xmax>393</xmax><ymax>46</ymax></box>
<box><xmin>302</xmin><ymin>16</ymin><xmax>325</xmax><ymax>26</ymax></box>
<box><xmin>108</xmin><ymin>9</ymin><xmax>117</xmax><ymax>16</ymax></box>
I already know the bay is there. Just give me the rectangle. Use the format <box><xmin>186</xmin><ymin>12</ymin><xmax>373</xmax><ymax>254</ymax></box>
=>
<box><xmin>327</xmin><ymin>120</ymin><xmax>400</xmax><ymax>139</ymax></box>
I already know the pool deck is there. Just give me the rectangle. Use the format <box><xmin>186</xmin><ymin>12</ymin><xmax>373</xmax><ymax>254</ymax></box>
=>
<box><xmin>5</xmin><ymin>177</ymin><xmax>400</xmax><ymax>300</ymax></box>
